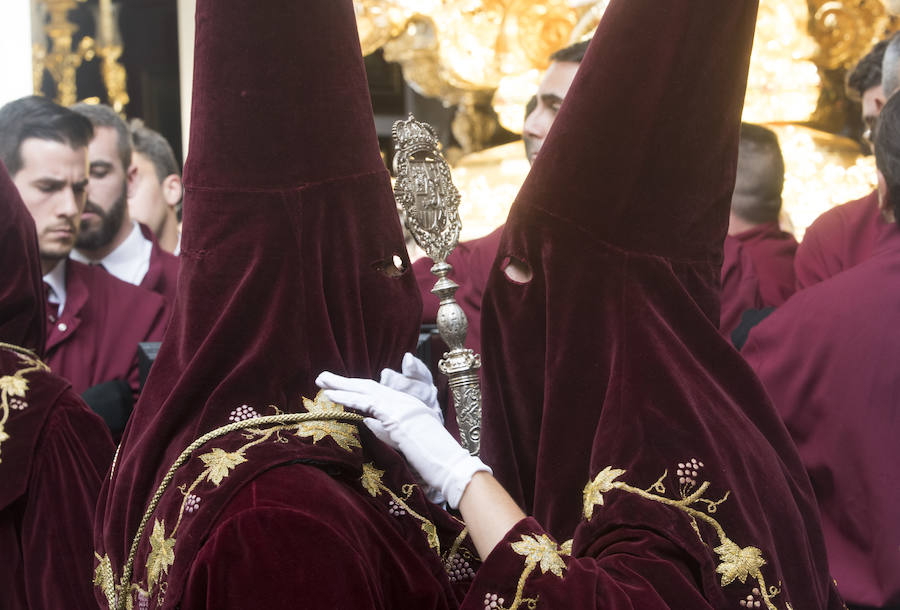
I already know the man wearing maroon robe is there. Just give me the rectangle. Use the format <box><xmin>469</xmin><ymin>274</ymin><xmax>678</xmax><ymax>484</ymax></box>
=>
<box><xmin>324</xmin><ymin>0</ymin><xmax>845</xmax><ymax>606</ymax></box>
<box><xmin>741</xmin><ymin>94</ymin><xmax>900</xmax><ymax>610</ymax></box>
<box><xmin>0</xmin><ymin>97</ymin><xmax>169</xmax><ymax>426</ymax></box>
<box><xmin>0</xmin><ymin>154</ymin><xmax>115</xmax><ymax>608</ymax></box>
<box><xmin>92</xmin><ymin>2</ymin><xmax>479</xmax><ymax>608</ymax></box>
<box><xmin>720</xmin><ymin>123</ymin><xmax>797</xmax><ymax>336</ymax></box>
<box><xmin>69</xmin><ymin>103</ymin><xmax>180</xmax><ymax>306</ymax></box>
<box><xmin>795</xmin><ymin>39</ymin><xmax>898</xmax><ymax>290</ymax></box>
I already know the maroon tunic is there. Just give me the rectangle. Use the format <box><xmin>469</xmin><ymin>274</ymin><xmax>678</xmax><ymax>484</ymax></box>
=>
<box><xmin>0</xmin><ymin>162</ymin><xmax>115</xmax><ymax>609</ymax></box>
<box><xmin>138</xmin><ymin>222</ymin><xmax>179</xmax><ymax>306</ymax></box>
<box><xmin>720</xmin><ymin>222</ymin><xmax>797</xmax><ymax>335</ymax></box>
<box><xmin>794</xmin><ymin>189</ymin><xmax>899</xmax><ymax>289</ymax></box>
<box><xmin>44</xmin><ymin>259</ymin><xmax>168</xmax><ymax>398</ymax></box>
<box><xmin>473</xmin><ymin>0</ymin><xmax>843</xmax><ymax>607</ymax></box>
<box><xmin>742</xmin><ymin>238</ymin><xmax>900</xmax><ymax>608</ymax></box>
<box><xmin>92</xmin><ymin>1</ymin><xmax>478</xmax><ymax>608</ymax></box>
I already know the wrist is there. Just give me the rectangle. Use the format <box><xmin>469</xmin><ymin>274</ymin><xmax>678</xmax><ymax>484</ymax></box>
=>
<box><xmin>443</xmin><ymin>454</ymin><xmax>492</xmax><ymax>509</ymax></box>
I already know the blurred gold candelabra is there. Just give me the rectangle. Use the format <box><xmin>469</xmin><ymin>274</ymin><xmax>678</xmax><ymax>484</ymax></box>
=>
<box><xmin>357</xmin><ymin>0</ymin><xmax>895</xmax><ymax>239</ymax></box>
<box><xmin>32</xmin><ymin>0</ymin><xmax>129</xmax><ymax>113</ymax></box>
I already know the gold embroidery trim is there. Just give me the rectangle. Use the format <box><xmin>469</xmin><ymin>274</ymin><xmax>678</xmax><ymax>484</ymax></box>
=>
<box><xmin>583</xmin><ymin>466</ymin><xmax>785</xmax><ymax>610</ymax></box>
<box><xmin>106</xmin><ymin>408</ymin><xmax>365</xmax><ymax>610</ymax></box>
<box><xmin>0</xmin><ymin>342</ymin><xmax>48</xmax><ymax>463</ymax></box>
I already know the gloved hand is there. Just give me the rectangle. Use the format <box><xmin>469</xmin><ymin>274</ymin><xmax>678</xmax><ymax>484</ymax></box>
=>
<box><xmin>370</xmin><ymin>352</ymin><xmax>443</xmax><ymax>445</ymax></box>
<box><xmin>316</xmin><ymin>370</ymin><xmax>490</xmax><ymax>509</ymax></box>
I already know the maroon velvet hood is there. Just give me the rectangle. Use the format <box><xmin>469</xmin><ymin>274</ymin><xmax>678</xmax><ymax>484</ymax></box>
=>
<box><xmin>479</xmin><ymin>0</ymin><xmax>839</xmax><ymax>606</ymax></box>
<box><xmin>0</xmin><ymin>161</ymin><xmax>46</xmax><ymax>355</ymax></box>
<box><xmin>95</xmin><ymin>0</ymin><xmax>422</xmax><ymax>604</ymax></box>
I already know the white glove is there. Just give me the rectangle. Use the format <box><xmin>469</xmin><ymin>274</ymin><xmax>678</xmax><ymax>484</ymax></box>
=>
<box><xmin>316</xmin><ymin>370</ymin><xmax>490</xmax><ymax>509</ymax></box>
<box><xmin>368</xmin><ymin>352</ymin><xmax>443</xmax><ymax>445</ymax></box>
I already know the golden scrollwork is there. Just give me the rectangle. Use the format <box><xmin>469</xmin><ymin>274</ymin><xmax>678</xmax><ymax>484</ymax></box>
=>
<box><xmin>808</xmin><ymin>0</ymin><xmax>891</xmax><ymax>71</ymax></box>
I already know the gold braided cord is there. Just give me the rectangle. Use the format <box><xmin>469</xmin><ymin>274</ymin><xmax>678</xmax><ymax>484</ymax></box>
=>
<box><xmin>0</xmin><ymin>342</ymin><xmax>40</xmax><ymax>360</ymax></box>
<box><xmin>116</xmin><ymin>411</ymin><xmax>365</xmax><ymax>609</ymax></box>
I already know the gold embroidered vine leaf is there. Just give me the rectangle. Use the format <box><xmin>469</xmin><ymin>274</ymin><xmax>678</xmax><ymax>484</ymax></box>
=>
<box><xmin>297</xmin><ymin>391</ymin><xmax>361</xmax><ymax>452</ymax></box>
<box><xmin>146</xmin><ymin>519</ymin><xmax>175</xmax><ymax>590</ymax></box>
<box><xmin>559</xmin><ymin>539</ymin><xmax>573</xmax><ymax>556</ymax></box>
<box><xmin>511</xmin><ymin>534</ymin><xmax>568</xmax><ymax>578</ymax></box>
<box><xmin>199</xmin><ymin>448</ymin><xmax>247</xmax><ymax>486</ymax></box>
<box><xmin>714</xmin><ymin>539</ymin><xmax>766</xmax><ymax>587</ymax></box>
<box><xmin>421</xmin><ymin>521</ymin><xmax>440</xmax><ymax>551</ymax></box>
<box><xmin>0</xmin><ymin>375</ymin><xmax>28</xmax><ymax>397</ymax></box>
<box><xmin>360</xmin><ymin>462</ymin><xmax>385</xmax><ymax>497</ymax></box>
<box><xmin>93</xmin><ymin>553</ymin><xmax>116</xmax><ymax>609</ymax></box>
<box><xmin>582</xmin><ymin>466</ymin><xmax>626</xmax><ymax>519</ymax></box>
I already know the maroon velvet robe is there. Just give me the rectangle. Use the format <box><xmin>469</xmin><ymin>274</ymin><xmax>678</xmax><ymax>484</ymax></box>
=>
<box><xmin>794</xmin><ymin>189</ymin><xmax>899</xmax><ymax>289</ymax></box>
<box><xmin>472</xmin><ymin>0</ymin><xmax>843</xmax><ymax>607</ymax></box>
<box><xmin>139</xmin><ymin>222</ymin><xmax>180</xmax><ymax>306</ymax></box>
<box><xmin>720</xmin><ymin>222</ymin><xmax>797</xmax><ymax>335</ymax></box>
<box><xmin>92</xmin><ymin>2</ymin><xmax>478</xmax><ymax>608</ymax></box>
<box><xmin>0</xmin><ymin>162</ymin><xmax>115</xmax><ymax>609</ymax></box>
<box><xmin>44</xmin><ymin>259</ymin><xmax>168</xmax><ymax>398</ymax></box>
<box><xmin>741</xmin><ymin>237</ymin><xmax>900</xmax><ymax>608</ymax></box>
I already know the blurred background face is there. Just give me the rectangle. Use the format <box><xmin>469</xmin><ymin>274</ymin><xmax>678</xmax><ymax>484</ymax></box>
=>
<box><xmin>12</xmin><ymin>138</ymin><xmax>88</xmax><ymax>272</ymax></box>
<box><xmin>128</xmin><ymin>151</ymin><xmax>170</xmax><ymax>235</ymax></box>
<box><xmin>522</xmin><ymin>60</ymin><xmax>580</xmax><ymax>165</ymax></box>
<box><xmin>77</xmin><ymin>126</ymin><xmax>128</xmax><ymax>250</ymax></box>
<box><xmin>862</xmin><ymin>84</ymin><xmax>886</xmax><ymax>146</ymax></box>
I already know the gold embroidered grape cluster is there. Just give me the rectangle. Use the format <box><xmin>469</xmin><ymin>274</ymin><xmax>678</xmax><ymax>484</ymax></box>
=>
<box><xmin>0</xmin><ymin>342</ymin><xmax>48</xmax><ymax>463</ymax></box>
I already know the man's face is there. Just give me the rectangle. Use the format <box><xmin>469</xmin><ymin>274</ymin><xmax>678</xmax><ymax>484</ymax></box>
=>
<box><xmin>523</xmin><ymin>60</ymin><xmax>580</xmax><ymax>165</ymax></box>
<box><xmin>862</xmin><ymin>84</ymin><xmax>886</xmax><ymax>146</ymax></box>
<box><xmin>77</xmin><ymin>125</ymin><xmax>128</xmax><ymax>250</ymax></box>
<box><xmin>128</xmin><ymin>152</ymin><xmax>170</xmax><ymax>235</ymax></box>
<box><xmin>12</xmin><ymin>138</ymin><xmax>88</xmax><ymax>269</ymax></box>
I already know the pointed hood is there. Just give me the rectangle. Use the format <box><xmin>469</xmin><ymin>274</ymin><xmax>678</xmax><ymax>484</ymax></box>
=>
<box><xmin>96</xmin><ymin>0</ymin><xmax>422</xmax><ymax>599</ymax></box>
<box><xmin>0</xmin><ymin>161</ymin><xmax>45</xmax><ymax>354</ymax></box>
<box><xmin>479</xmin><ymin>0</ymin><xmax>838</xmax><ymax>605</ymax></box>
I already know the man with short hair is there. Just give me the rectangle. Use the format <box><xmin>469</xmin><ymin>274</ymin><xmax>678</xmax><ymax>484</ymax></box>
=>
<box><xmin>0</xmin><ymin>96</ymin><xmax>167</xmax><ymax>436</ymax></box>
<box><xmin>794</xmin><ymin>39</ymin><xmax>897</xmax><ymax>289</ymax></box>
<box><xmin>128</xmin><ymin>120</ymin><xmax>182</xmax><ymax>254</ymax></box>
<box><xmin>720</xmin><ymin>122</ymin><xmax>797</xmax><ymax>336</ymax></box>
<box><xmin>69</xmin><ymin>103</ymin><xmax>179</xmax><ymax>304</ymax></box>
<box><xmin>0</xmin><ymin>148</ymin><xmax>115</xmax><ymax>610</ymax></box>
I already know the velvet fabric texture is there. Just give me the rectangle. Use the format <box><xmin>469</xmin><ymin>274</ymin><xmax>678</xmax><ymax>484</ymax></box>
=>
<box><xmin>44</xmin><ymin>259</ymin><xmax>168</xmax><ymax>400</ymax></box>
<box><xmin>0</xmin><ymin>161</ymin><xmax>45</xmax><ymax>354</ymax></box>
<box><xmin>795</xmin><ymin>189</ymin><xmax>899</xmax><ymax>289</ymax></box>
<box><xmin>90</xmin><ymin>2</ymin><xmax>487</xmax><ymax>608</ymax></box>
<box><xmin>138</xmin><ymin>221</ymin><xmax>180</xmax><ymax>306</ymax></box>
<box><xmin>0</xmin><ymin>159</ymin><xmax>115</xmax><ymax>608</ymax></box>
<box><xmin>742</xmin><ymin>237</ymin><xmax>900</xmax><ymax>608</ymax></box>
<box><xmin>475</xmin><ymin>0</ymin><xmax>842</xmax><ymax>606</ymax></box>
<box><xmin>719</xmin><ymin>221</ymin><xmax>797</xmax><ymax>336</ymax></box>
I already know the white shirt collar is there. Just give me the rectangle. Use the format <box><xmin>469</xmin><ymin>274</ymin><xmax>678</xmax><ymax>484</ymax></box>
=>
<box><xmin>71</xmin><ymin>220</ymin><xmax>152</xmax><ymax>286</ymax></box>
<box><xmin>42</xmin><ymin>259</ymin><xmax>68</xmax><ymax>316</ymax></box>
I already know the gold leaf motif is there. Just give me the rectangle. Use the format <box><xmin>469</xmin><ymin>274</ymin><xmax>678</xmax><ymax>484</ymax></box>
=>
<box><xmin>510</xmin><ymin>534</ymin><xmax>568</xmax><ymax>578</ymax></box>
<box><xmin>146</xmin><ymin>519</ymin><xmax>175</xmax><ymax>590</ymax></box>
<box><xmin>361</xmin><ymin>462</ymin><xmax>385</xmax><ymax>497</ymax></box>
<box><xmin>198</xmin><ymin>448</ymin><xmax>247</xmax><ymax>486</ymax></box>
<box><xmin>0</xmin><ymin>375</ymin><xmax>27</xmax><ymax>397</ymax></box>
<box><xmin>559</xmin><ymin>539</ymin><xmax>573</xmax><ymax>556</ymax></box>
<box><xmin>297</xmin><ymin>391</ymin><xmax>361</xmax><ymax>452</ymax></box>
<box><xmin>714</xmin><ymin>539</ymin><xmax>766</xmax><ymax>587</ymax></box>
<box><xmin>421</xmin><ymin>521</ymin><xmax>440</xmax><ymax>551</ymax></box>
<box><xmin>582</xmin><ymin>466</ymin><xmax>626</xmax><ymax>519</ymax></box>
<box><xmin>93</xmin><ymin>553</ymin><xmax>116</xmax><ymax>609</ymax></box>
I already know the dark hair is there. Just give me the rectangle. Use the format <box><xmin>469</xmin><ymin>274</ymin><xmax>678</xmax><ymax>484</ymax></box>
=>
<box><xmin>874</xmin><ymin>93</ymin><xmax>900</xmax><ymax>226</ymax></box>
<box><xmin>731</xmin><ymin>123</ymin><xmax>785</xmax><ymax>224</ymax></box>
<box><xmin>70</xmin><ymin>102</ymin><xmax>132</xmax><ymax>171</ymax></box>
<box><xmin>0</xmin><ymin>96</ymin><xmax>93</xmax><ymax>176</ymax></box>
<box><xmin>550</xmin><ymin>39</ymin><xmax>591</xmax><ymax>64</ymax></box>
<box><xmin>846</xmin><ymin>39</ymin><xmax>889</xmax><ymax>101</ymax></box>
